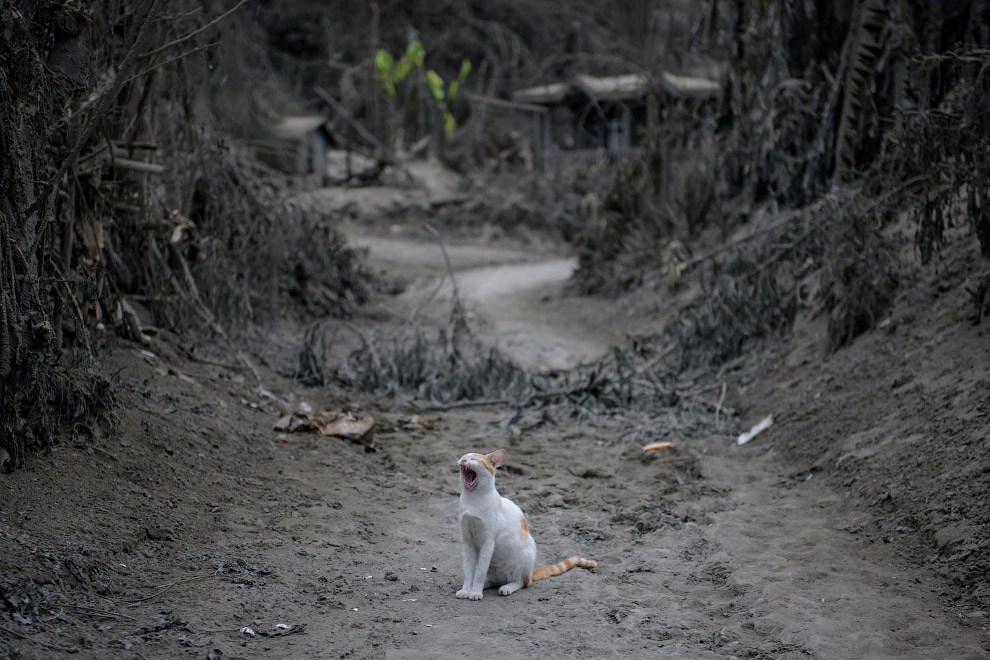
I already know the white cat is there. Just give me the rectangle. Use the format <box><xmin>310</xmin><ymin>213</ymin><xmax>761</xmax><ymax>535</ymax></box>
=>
<box><xmin>456</xmin><ymin>449</ymin><xmax>596</xmax><ymax>600</ymax></box>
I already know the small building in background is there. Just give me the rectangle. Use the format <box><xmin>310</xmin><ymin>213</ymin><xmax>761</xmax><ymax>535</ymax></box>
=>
<box><xmin>510</xmin><ymin>71</ymin><xmax>720</xmax><ymax>174</ymax></box>
<box><xmin>571</xmin><ymin>73</ymin><xmax>652</xmax><ymax>153</ymax></box>
<box><xmin>266</xmin><ymin>114</ymin><xmax>331</xmax><ymax>185</ymax></box>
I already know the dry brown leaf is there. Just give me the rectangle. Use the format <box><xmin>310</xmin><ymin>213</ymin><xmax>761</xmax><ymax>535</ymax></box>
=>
<box><xmin>273</xmin><ymin>412</ymin><xmax>313</xmax><ymax>432</ymax></box>
<box><xmin>274</xmin><ymin>411</ymin><xmax>375</xmax><ymax>443</ymax></box>
<box><xmin>315</xmin><ymin>415</ymin><xmax>375</xmax><ymax>442</ymax></box>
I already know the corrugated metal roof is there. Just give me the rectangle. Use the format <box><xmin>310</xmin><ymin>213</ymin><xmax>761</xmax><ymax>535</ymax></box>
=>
<box><xmin>511</xmin><ymin>82</ymin><xmax>570</xmax><ymax>105</ymax></box>
<box><xmin>573</xmin><ymin>73</ymin><xmax>649</xmax><ymax>101</ymax></box>
<box><xmin>271</xmin><ymin>115</ymin><xmax>325</xmax><ymax>140</ymax></box>
<box><xmin>510</xmin><ymin>71</ymin><xmax>721</xmax><ymax>107</ymax></box>
<box><xmin>660</xmin><ymin>72</ymin><xmax>721</xmax><ymax>98</ymax></box>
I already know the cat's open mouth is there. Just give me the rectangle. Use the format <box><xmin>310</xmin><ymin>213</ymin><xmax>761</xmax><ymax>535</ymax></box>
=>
<box><xmin>461</xmin><ymin>466</ymin><xmax>477</xmax><ymax>490</ymax></box>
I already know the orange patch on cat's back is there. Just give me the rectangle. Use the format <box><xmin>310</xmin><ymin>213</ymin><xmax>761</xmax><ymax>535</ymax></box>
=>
<box><xmin>471</xmin><ymin>453</ymin><xmax>496</xmax><ymax>475</ymax></box>
<box><xmin>519</xmin><ymin>516</ymin><xmax>529</xmax><ymax>539</ymax></box>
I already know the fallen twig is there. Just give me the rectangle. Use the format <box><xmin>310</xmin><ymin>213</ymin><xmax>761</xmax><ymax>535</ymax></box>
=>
<box><xmin>412</xmin><ymin>398</ymin><xmax>508</xmax><ymax>411</ymax></box>
<box><xmin>126</xmin><ymin>572</ymin><xmax>216</xmax><ymax>607</ymax></box>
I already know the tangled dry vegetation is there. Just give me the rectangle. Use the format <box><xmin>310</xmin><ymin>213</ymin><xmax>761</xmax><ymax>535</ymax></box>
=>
<box><xmin>4</xmin><ymin>0</ymin><xmax>989</xmax><ymax>469</ymax></box>
<box><xmin>0</xmin><ymin>1</ymin><xmax>368</xmax><ymax>467</ymax></box>
<box><xmin>574</xmin><ymin>0</ymin><xmax>990</xmax><ymax>365</ymax></box>
<box><xmin>297</xmin><ymin>1</ymin><xmax>990</xmax><ymax>427</ymax></box>
<box><xmin>298</xmin><ymin>301</ymin><xmax>529</xmax><ymax>404</ymax></box>
<box><xmin>0</xmin><ymin>0</ymin><xmax>702</xmax><ymax>469</ymax></box>
<box><xmin>297</xmin><ymin>274</ymin><xmax>722</xmax><ymax>444</ymax></box>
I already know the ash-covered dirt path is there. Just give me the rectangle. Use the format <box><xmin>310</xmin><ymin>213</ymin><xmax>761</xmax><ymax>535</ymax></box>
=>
<box><xmin>1</xmin><ymin>227</ymin><xmax>987</xmax><ymax>659</ymax></box>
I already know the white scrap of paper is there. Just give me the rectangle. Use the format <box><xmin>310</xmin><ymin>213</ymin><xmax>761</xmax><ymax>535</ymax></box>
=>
<box><xmin>737</xmin><ymin>413</ymin><xmax>774</xmax><ymax>446</ymax></box>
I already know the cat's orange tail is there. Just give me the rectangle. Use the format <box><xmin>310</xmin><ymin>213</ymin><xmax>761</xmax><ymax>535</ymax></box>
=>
<box><xmin>531</xmin><ymin>556</ymin><xmax>597</xmax><ymax>582</ymax></box>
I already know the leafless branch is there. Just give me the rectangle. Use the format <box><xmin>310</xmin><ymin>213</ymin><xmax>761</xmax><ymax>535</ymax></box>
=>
<box><xmin>140</xmin><ymin>0</ymin><xmax>248</xmax><ymax>59</ymax></box>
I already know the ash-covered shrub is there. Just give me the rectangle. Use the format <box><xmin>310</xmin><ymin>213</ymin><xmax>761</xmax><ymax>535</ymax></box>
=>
<box><xmin>301</xmin><ymin>303</ymin><xmax>528</xmax><ymax>403</ymax></box>
<box><xmin>821</xmin><ymin>214</ymin><xmax>899</xmax><ymax>351</ymax></box>
<box><xmin>0</xmin><ymin>1</ymin><xmax>372</xmax><ymax>466</ymax></box>
<box><xmin>668</xmin><ymin>246</ymin><xmax>797</xmax><ymax>371</ymax></box>
<box><xmin>572</xmin><ymin>132</ymin><xmax>717</xmax><ymax>296</ymax></box>
<box><xmin>119</xmin><ymin>146</ymin><xmax>370</xmax><ymax>331</ymax></box>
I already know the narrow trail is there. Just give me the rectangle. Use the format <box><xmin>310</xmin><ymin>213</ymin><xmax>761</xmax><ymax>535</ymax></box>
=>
<box><xmin>338</xmin><ymin>231</ymin><xmax>986</xmax><ymax>659</ymax></box>
<box><xmin>3</xmin><ymin>230</ymin><xmax>986</xmax><ymax>659</ymax></box>
<box><xmin>350</xmin><ymin>233</ymin><xmax>632</xmax><ymax>369</ymax></box>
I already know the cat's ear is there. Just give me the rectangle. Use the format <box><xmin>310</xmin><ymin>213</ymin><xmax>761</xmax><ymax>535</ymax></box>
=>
<box><xmin>487</xmin><ymin>449</ymin><xmax>505</xmax><ymax>468</ymax></box>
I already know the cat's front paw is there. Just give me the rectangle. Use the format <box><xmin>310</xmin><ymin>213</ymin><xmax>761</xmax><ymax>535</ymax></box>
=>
<box><xmin>468</xmin><ymin>591</ymin><xmax>483</xmax><ymax>601</ymax></box>
<box><xmin>455</xmin><ymin>589</ymin><xmax>471</xmax><ymax>599</ymax></box>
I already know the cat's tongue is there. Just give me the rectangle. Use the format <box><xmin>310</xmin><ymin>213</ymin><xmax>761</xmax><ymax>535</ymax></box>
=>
<box><xmin>461</xmin><ymin>467</ymin><xmax>477</xmax><ymax>490</ymax></box>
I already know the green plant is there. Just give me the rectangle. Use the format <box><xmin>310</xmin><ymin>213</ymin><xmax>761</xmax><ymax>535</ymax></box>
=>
<box><xmin>375</xmin><ymin>40</ymin><xmax>470</xmax><ymax>137</ymax></box>
<box><xmin>375</xmin><ymin>39</ymin><xmax>424</xmax><ymax>96</ymax></box>
<box><xmin>425</xmin><ymin>59</ymin><xmax>472</xmax><ymax>135</ymax></box>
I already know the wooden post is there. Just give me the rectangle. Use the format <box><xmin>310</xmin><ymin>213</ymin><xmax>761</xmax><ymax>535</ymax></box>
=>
<box><xmin>542</xmin><ymin>113</ymin><xmax>552</xmax><ymax>174</ymax></box>
<box><xmin>621</xmin><ymin>104</ymin><xmax>632</xmax><ymax>150</ymax></box>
